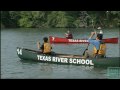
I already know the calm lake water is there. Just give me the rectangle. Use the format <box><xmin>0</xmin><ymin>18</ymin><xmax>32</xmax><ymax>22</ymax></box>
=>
<box><xmin>1</xmin><ymin>28</ymin><xmax>120</xmax><ymax>79</ymax></box>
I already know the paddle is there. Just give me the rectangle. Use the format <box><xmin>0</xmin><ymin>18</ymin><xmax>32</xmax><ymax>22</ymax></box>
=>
<box><xmin>82</xmin><ymin>43</ymin><xmax>90</xmax><ymax>56</ymax></box>
<box><xmin>82</xmin><ymin>19</ymin><xmax>95</xmax><ymax>56</ymax></box>
<box><xmin>37</xmin><ymin>41</ymin><xmax>40</xmax><ymax>50</ymax></box>
<box><xmin>37</xmin><ymin>41</ymin><xmax>44</xmax><ymax>54</ymax></box>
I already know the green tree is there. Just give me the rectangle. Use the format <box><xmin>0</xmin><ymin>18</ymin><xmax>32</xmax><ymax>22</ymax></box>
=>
<box><xmin>1</xmin><ymin>11</ymin><xmax>119</xmax><ymax>28</ymax></box>
<box><xmin>18</xmin><ymin>11</ymin><xmax>34</xmax><ymax>28</ymax></box>
<box><xmin>47</xmin><ymin>11</ymin><xmax>74</xmax><ymax>28</ymax></box>
<box><xmin>1</xmin><ymin>11</ymin><xmax>11</xmax><ymax>27</ymax></box>
<box><xmin>109</xmin><ymin>11</ymin><xmax>120</xmax><ymax>27</ymax></box>
<box><xmin>9</xmin><ymin>11</ymin><xmax>21</xmax><ymax>27</ymax></box>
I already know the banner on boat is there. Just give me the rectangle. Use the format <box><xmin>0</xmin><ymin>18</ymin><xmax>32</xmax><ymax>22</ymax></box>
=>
<box><xmin>37</xmin><ymin>55</ymin><xmax>94</xmax><ymax>65</ymax></box>
<box><xmin>68</xmin><ymin>39</ymin><xmax>88</xmax><ymax>42</ymax></box>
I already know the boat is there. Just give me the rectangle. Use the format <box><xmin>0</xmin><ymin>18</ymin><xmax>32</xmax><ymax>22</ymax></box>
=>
<box><xmin>17</xmin><ymin>47</ymin><xmax>120</xmax><ymax>68</ymax></box>
<box><xmin>49</xmin><ymin>36</ymin><xmax>118</xmax><ymax>44</ymax></box>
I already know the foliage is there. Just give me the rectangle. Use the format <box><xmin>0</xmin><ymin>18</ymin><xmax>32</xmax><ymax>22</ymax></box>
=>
<box><xmin>1</xmin><ymin>11</ymin><xmax>120</xmax><ymax>28</ymax></box>
<box><xmin>1</xmin><ymin>11</ymin><xmax>11</xmax><ymax>27</ymax></box>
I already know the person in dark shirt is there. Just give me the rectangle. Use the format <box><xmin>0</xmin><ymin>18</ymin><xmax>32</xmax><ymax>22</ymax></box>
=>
<box><xmin>65</xmin><ymin>30</ymin><xmax>73</xmax><ymax>39</ymax></box>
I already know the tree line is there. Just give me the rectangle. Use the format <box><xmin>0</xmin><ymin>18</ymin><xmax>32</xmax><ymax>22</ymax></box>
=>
<box><xmin>1</xmin><ymin>11</ymin><xmax>120</xmax><ymax>28</ymax></box>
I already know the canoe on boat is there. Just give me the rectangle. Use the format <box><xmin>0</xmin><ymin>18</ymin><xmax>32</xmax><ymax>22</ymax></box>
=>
<box><xmin>17</xmin><ymin>47</ymin><xmax>120</xmax><ymax>68</ymax></box>
<box><xmin>49</xmin><ymin>36</ymin><xmax>118</xmax><ymax>44</ymax></box>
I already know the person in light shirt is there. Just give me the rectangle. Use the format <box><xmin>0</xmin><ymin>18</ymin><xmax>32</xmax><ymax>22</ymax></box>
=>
<box><xmin>83</xmin><ymin>31</ymin><xmax>106</xmax><ymax>58</ymax></box>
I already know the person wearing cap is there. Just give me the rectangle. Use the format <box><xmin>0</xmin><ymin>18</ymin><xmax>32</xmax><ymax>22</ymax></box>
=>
<box><xmin>65</xmin><ymin>30</ymin><xmax>73</xmax><ymax>39</ymax></box>
<box><xmin>83</xmin><ymin>31</ymin><xmax>106</xmax><ymax>58</ymax></box>
<box><xmin>40</xmin><ymin>37</ymin><xmax>52</xmax><ymax>55</ymax></box>
<box><xmin>97</xmin><ymin>26</ymin><xmax>103</xmax><ymax>37</ymax></box>
<box><xmin>97</xmin><ymin>27</ymin><xmax>102</xmax><ymax>30</ymax></box>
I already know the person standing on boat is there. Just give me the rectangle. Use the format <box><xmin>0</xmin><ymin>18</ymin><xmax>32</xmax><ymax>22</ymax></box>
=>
<box><xmin>83</xmin><ymin>31</ymin><xmax>106</xmax><ymax>58</ymax></box>
<box><xmin>65</xmin><ymin>30</ymin><xmax>73</xmax><ymax>39</ymax></box>
<box><xmin>40</xmin><ymin>37</ymin><xmax>52</xmax><ymax>55</ymax></box>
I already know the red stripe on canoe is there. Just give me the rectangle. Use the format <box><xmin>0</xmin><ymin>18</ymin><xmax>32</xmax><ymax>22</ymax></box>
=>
<box><xmin>49</xmin><ymin>36</ymin><xmax>118</xmax><ymax>44</ymax></box>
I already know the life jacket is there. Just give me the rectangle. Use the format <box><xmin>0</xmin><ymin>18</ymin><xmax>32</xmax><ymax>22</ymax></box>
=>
<box><xmin>43</xmin><ymin>42</ymin><xmax>52</xmax><ymax>53</ymax></box>
<box><xmin>93</xmin><ymin>41</ymin><xmax>106</xmax><ymax>55</ymax></box>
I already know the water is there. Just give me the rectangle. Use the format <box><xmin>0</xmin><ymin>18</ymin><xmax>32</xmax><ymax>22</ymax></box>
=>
<box><xmin>1</xmin><ymin>28</ymin><xmax>120</xmax><ymax>79</ymax></box>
